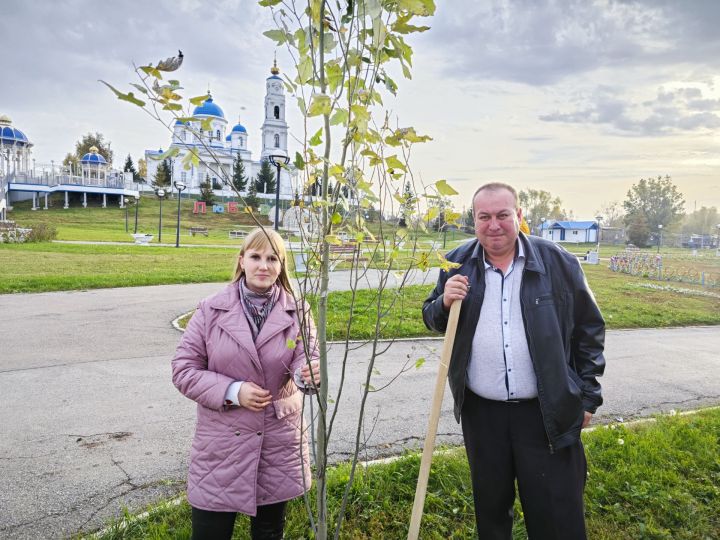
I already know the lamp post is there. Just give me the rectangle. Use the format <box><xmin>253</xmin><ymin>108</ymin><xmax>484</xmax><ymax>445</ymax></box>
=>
<box><xmin>268</xmin><ymin>154</ymin><xmax>290</xmax><ymax>231</ymax></box>
<box><xmin>133</xmin><ymin>195</ymin><xmax>140</xmax><ymax>234</ymax></box>
<box><xmin>540</xmin><ymin>217</ymin><xmax>546</xmax><ymax>239</ymax></box>
<box><xmin>125</xmin><ymin>199</ymin><xmax>129</xmax><ymax>232</ymax></box>
<box><xmin>174</xmin><ymin>181</ymin><xmax>186</xmax><ymax>248</ymax></box>
<box><xmin>156</xmin><ymin>188</ymin><xmax>166</xmax><ymax>243</ymax></box>
<box><xmin>657</xmin><ymin>224</ymin><xmax>663</xmax><ymax>253</ymax></box>
<box><xmin>595</xmin><ymin>215</ymin><xmax>603</xmax><ymax>254</ymax></box>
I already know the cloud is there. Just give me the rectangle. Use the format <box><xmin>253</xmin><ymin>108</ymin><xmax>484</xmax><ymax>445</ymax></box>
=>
<box><xmin>428</xmin><ymin>0</ymin><xmax>720</xmax><ymax>86</ymax></box>
<box><xmin>539</xmin><ymin>85</ymin><xmax>720</xmax><ymax>135</ymax></box>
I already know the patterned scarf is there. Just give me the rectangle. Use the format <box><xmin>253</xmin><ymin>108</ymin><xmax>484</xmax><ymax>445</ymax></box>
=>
<box><xmin>238</xmin><ymin>276</ymin><xmax>280</xmax><ymax>340</ymax></box>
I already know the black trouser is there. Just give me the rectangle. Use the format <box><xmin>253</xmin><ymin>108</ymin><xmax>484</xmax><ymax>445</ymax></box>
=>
<box><xmin>191</xmin><ymin>501</ymin><xmax>287</xmax><ymax>540</ymax></box>
<box><xmin>461</xmin><ymin>390</ymin><xmax>587</xmax><ymax>540</ymax></box>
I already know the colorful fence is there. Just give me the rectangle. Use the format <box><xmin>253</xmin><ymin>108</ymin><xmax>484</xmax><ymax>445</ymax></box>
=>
<box><xmin>609</xmin><ymin>251</ymin><xmax>719</xmax><ymax>288</ymax></box>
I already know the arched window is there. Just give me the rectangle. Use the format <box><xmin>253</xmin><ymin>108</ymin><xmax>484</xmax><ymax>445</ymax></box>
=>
<box><xmin>274</xmin><ymin>105</ymin><xmax>280</xmax><ymax>119</ymax></box>
<box><xmin>216</xmin><ymin>129</ymin><xmax>221</xmax><ymax>140</ymax></box>
<box><xmin>274</xmin><ymin>134</ymin><xmax>280</xmax><ymax>148</ymax></box>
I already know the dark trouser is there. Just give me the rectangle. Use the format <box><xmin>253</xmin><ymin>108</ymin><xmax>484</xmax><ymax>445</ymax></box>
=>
<box><xmin>191</xmin><ymin>501</ymin><xmax>287</xmax><ymax>540</ymax></box>
<box><xmin>461</xmin><ymin>389</ymin><xmax>587</xmax><ymax>540</ymax></box>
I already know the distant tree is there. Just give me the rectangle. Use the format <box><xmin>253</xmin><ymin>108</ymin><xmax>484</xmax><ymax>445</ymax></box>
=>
<box><xmin>199</xmin><ymin>173</ymin><xmax>216</xmax><ymax>205</ymax></box>
<box><xmin>254</xmin><ymin>159</ymin><xmax>276</xmax><ymax>194</ymax></box>
<box><xmin>232</xmin><ymin>154</ymin><xmax>248</xmax><ymax>193</ymax></box>
<box><xmin>681</xmin><ymin>206</ymin><xmax>718</xmax><ymax>236</ymax></box>
<box><xmin>137</xmin><ymin>158</ymin><xmax>147</xmax><ymax>183</ymax></box>
<box><xmin>595</xmin><ymin>200</ymin><xmax>624</xmax><ymax>228</ymax></box>
<box><xmin>123</xmin><ymin>154</ymin><xmax>138</xmax><ymax>182</ymax></box>
<box><xmin>398</xmin><ymin>181</ymin><xmax>416</xmax><ymax>228</ymax></box>
<box><xmin>518</xmin><ymin>189</ymin><xmax>567</xmax><ymax>224</ymax></box>
<box><xmin>153</xmin><ymin>159</ymin><xmax>171</xmax><ymax>188</ymax></box>
<box><xmin>626</xmin><ymin>213</ymin><xmax>651</xmax><ymax>247</ymax></box>
<box><xmin>64</xmin><ymin>132</ymin><xmax>114</xmax><ymax>171</ymax></box>
<box><xmin>623</xmin><ymin>175</ymin><xmax>685</xmax><ymax>233</ymax></box>
<box><xmin>244</xmin><ymin>180</ymin><xmax>260</xmax><ymax>210</ymax></box>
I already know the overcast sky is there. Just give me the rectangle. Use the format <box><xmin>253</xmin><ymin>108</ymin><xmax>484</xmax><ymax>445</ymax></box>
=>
<box><xmin>2</xmin><ymin>0</ymin><xmax>719</xmax><ymax>217</ymax></box>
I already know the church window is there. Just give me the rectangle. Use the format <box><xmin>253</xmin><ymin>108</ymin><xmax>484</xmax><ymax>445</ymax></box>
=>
<box><xmin>181</xmin><ymin>171</ymin><xmax>187</xmax><ymax>182</ymax></box>
<box><xmin>274</xmin><ymin>105</ymin><xmax>280</xmax><ymax>119</ymax></box>
<box><xmin>274</xmin><ymin>134</ymin><xmax>280</xmax><ymax>148</ymax></box>
<box><xmin>216</xmin><ymin>129</ymin><xmax>221</xmax><ymax>140</ymax></box>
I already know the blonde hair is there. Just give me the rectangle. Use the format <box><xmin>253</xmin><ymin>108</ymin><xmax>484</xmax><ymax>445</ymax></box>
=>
<box><xmin>231</xmin><ymin>228</ymin><xmax>293</xmax><ymax>293</ymax></box>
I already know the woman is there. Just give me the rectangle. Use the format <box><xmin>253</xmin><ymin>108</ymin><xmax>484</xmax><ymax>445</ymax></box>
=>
<box><xmin>172</xmin><ymin>228</ymin><xmax>320</xmax><ymax>540</ymax></box>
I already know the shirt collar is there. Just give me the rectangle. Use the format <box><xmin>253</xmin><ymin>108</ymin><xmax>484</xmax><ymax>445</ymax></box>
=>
<box><xmin>479</xmin><ymin>238</ymin><xmax>525</xmax><ymax>270</ymax></box>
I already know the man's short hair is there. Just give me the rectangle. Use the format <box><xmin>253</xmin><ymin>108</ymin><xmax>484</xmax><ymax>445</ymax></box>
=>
<box><xmin>472</xmin><ymin>182</ymin><xmax>519</xmax><ymax>209</ymax></box>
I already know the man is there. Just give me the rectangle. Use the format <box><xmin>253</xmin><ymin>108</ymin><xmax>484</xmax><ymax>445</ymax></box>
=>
<box><xmin>423</xmin><ymin>182</ymin><xmax>605</xmax><ymax>539</ymax></box>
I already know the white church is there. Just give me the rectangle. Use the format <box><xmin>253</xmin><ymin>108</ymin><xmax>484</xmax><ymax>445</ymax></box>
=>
<box><xmin>144</xmin><ymin>61</ymin><xmax>295</xmax><ymax>201</ymax></box>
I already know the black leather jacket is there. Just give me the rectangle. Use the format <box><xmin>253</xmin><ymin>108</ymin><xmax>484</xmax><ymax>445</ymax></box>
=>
<box><xmin>423</xmin><ymin>233</ymin><xmax>605</xmax><ymax>451</ymax></box>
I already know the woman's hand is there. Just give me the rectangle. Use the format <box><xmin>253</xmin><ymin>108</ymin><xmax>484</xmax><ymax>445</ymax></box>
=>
<box><xmin>239</xmin><ymin>382</ymin><xmax>272</xmax><ymax>412</ymax></box>
<box><xmin>300</xmin><ymin>359</ymin><xmax>321</xmax><ymax>387</ymax></box>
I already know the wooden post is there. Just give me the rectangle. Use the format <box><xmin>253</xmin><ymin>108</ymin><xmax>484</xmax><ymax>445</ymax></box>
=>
<box><xmin>408</xmin><ymin>300</ymin><xmax>462</xmax><ymax>540</ymax></box>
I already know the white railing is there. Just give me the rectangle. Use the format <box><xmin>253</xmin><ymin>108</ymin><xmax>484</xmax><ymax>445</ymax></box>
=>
<box><xmin>7</xmin><ymin>172</ymin><xmax>128</xmax><ymax>189</ymax></box>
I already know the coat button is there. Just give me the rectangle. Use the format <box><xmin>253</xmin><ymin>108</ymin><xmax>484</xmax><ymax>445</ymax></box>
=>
<box><xmin>234</xmin><ymin>431</ymin><xmax>241</xmax><ymax>436</ymax></box>
<box><xmin>256</xmin><ymin>431</ymin><xmax>262</xmax><ymax>436</ymax></box>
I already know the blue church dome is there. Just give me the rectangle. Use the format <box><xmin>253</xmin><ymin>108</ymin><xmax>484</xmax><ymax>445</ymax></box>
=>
<box><xmin>80</xmin><ymin>149</ymin><xmax>107</xmax><ymax>165</ymax></box>
<box><xmin>231</xmin><ymin>123</ymin><xmax>247</xmax><ymax>134</ymax></box>
<box><xmin>0</xmin><ymin>125</ymin><xmax>29</xmax><ymax>146</ymax></box>
<box><xmin>225</xmin><ymin>134</ymin><xmax>232</xmax><ymax>141</ymax></box>
<box><xmin>193</xmin><ymin>95</ymin><xmax>225</xmax><ymax>119</ymax></box>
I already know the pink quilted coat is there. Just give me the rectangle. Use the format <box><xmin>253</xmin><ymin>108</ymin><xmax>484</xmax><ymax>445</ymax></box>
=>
<box><xmin>172</xmin><ymin>283</ymin><xmax>318</xmax><ymax>515</ymax></box>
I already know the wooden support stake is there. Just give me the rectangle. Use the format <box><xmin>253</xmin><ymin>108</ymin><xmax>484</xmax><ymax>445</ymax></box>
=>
<box><xmin>408</xmin><ymin>300</ymin><xmax>462</xmax><ymax>540</ymax></box>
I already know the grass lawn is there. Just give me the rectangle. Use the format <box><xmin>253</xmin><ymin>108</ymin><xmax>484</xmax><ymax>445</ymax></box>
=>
<box><xmin>0</xmin><ymin>242</ymin><xmax>239</xmax><ymax>293</ymax></box>
<box><xmin>175</xmin><ymin>264</ymin><xmax>720</xmax><ymax>336</ymax></box>
<box><xmin>93</xmin><ymin>407</ymin><xmax>720</xmax><ymax>539</ymax></box>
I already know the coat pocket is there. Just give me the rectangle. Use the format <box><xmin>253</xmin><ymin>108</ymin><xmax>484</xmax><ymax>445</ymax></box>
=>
<box><xmin>273</xmin><ymin>391</ymin><xmax>303</xmax><ymax>420</ymax></box>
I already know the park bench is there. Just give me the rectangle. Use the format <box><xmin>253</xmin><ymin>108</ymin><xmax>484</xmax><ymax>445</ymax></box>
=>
<box><xmin>189</xmin><ymin>226</ymin><xmax>209</xmax><ymax>237</ymax></box>
<box><xmin>228</xmin><ymin>230</ymin><xmax>247</xmax><ymax>240</ymax></box>
<box><xmin>328</xmin><ymin>242</ymin><xmax>368</xmax><ymax>270</ymax></box>
<box><xmin>132</xmin><ymin>233</ymin><xmax>153</xmax><ymax>245</ymax></box>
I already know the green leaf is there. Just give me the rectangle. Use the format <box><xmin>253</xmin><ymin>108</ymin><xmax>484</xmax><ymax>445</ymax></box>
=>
<box><xmin>435</xmin><ymin>179</ymin><xmax>459</xmax><ymax>196</ymax></box>
<box><xmin>307</xmin><ymin>94</ymin><xmax>332</xmax><ymax>117</ymax></box>
<box><xmin>437</xmin><ymin>252</ymin><xmax>462</xmax><ymax>272</ymax></box>
<box><xmin>129</xmin><ymin>83</ymin><xmax>149</xmax><ymax>95</ymax></box>
<box><xmin>331</xmin><ymin>212</ymin><xmax>342</xmax><ymax>225</ymax></box>
<box><xmin>324</xmin><ymin>234</ymin><xmax>343</xmax><ymax>245</ymax></box>
<box><xmin>330</xmin><ymin>108</ymin><xmax>348</xmax><ymax>126</ymax></box>
<box><xmin>162</xmin><ymin>103</ymin><xmax>183</xmax><ymax>111</ymax></box>
<box><xmin>415</xmin><ymin>357</ymin><xmax>426</xmax><ymax>369</ymax></box>
<box><xmin>286</xmin><ymin>338</ymin><xmax>297</xmax><ymax>350</ymax></box>
<box><xmin>294</xmin><ymin>152</ymin><xmax>305</xmax><ymax>171</ymax></box>
<box><xmin>258</xmin><ymin>0</ymin><xmax>282</xmax><ymax>6</ymax></box>
<box><xmin>326</xmin><ymin>61</ymin><xmax>343</xmax><ymax>94</ymax></box>
<box><xmin>98</xmin><ymin>80</ymin><xmax>146</xmax><ymax>107</ymax></box>
<box><xmin>424</xmin><ymin>206</ymin><xmax>440</xmax><ymax>222</ymax></box>
<box><xmin>263</xmin><ymin>29</ymin><xmax>287</xmax><ymax>45</ymax></box>
<box><xmin>189</xmin><ymin>94</ymin><xmax>208</xmax><ymax>106</ymax></box>
<box><xmin>139</xmin><ymin>65</ymin><xmax>162</xmax><ymax>79</ymax></box>
<box><xmin>148</xmin><ymin>146</ymin><xmax>181</xmax><ymax>160</ymax></box>
<box><xmin>350</xmin><ymin>104</ymin><xmax>369</xmax><ymax>133</ymax></box>
<box><xmin>397</xmin><ymin>0</ymin><xmax>436</xmax><ymax>16</ymax></box>
<box><xmin>201</xmin><ymin>117</ymin><xmax>213</xmax><ymax>130</ymax></box>
<box><xmin>298</xmin><ymin>55</ymin><xmax>314</xmax><ymax>84</ymax></box>
<box><xmin>385</xmin><ymin>155</ymin><xmax>407</xmax><ymax>172</ymax></box>
<box><xmin>309</xmin><ymin>128</ymin><xmax>323</xmax><ymax>146</ymax></box>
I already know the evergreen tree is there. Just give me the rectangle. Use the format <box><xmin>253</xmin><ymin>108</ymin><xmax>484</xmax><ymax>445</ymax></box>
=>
<box><xmin>232</xmin><ymin>154</ymin><xmax>248</xmax><ymax>193</ymax></box>
<box><xmin>123</xmin><ymin>154</ymin><xmax>138</xmax><ymax>182</ymax></box>
<box><xmin>199</xmin><ymin>173</ymin><xmax>216</xmax><ymax>205</ymax></box>
<box><xmin>152</xmin><ymin>159</ymin><xmax>171</xmax><ymax>188</ymax></box>
<box><xmin>398</xmin><ymin>181</ymin><xmax>416</xmax><ymax>227</ymax></box>
<box><xmin>254</xmin><ymin>159</ymin><xmax>276</xmax><ymax>194</ymax></box>
<box><xmin>244</xmin><ymin>180</ymin><xmax>260</xmax><ymax>211</ymax></box>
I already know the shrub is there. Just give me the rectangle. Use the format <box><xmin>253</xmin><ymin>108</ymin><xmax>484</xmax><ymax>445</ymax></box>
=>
<box><xmin>25</xmin><ymin>223</ymin><xmax>57</xmax><ymax>243</ymax></box>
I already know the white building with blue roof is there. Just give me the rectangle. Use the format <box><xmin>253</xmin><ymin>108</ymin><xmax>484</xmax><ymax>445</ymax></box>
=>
<box><xmin>541</xmin><ymin>220</ymin><xmax>599</xmax><ymax>243</ymax></box>
<box><xmin>145</xmin><ymin>61</ymin><xmax>293</xmax><ymax>201</ymax></box>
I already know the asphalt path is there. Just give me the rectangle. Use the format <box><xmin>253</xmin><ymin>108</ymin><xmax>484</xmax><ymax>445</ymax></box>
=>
<box><xmin>1</xmin><ymin>272</ymin><xmax>719</xmax><ymax>538</ymax></box>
